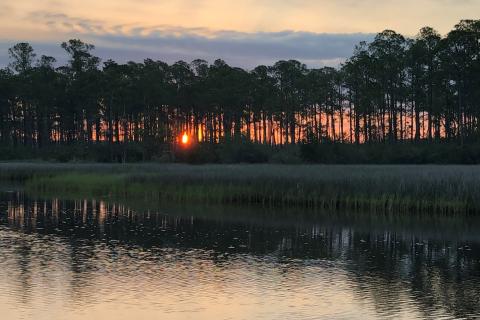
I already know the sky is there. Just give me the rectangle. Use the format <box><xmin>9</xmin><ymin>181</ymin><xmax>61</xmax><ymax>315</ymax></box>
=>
<box><xmin>0</xmin><ymin>0</ymin><xmax>478</xmax><ymax>69</ymax></box>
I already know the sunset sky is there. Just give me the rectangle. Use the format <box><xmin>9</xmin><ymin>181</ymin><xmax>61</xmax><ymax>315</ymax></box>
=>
<box><xmin>0</xmin><ymin>0</ymin><xmax>478</xmax><ymax>68</ymax></box>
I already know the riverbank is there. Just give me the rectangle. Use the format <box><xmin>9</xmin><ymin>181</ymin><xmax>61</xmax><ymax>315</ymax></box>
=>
<box><xmin>1</xmin><ymin>162</ymin><xmax>479</xmax><ymax>214</ymax></box>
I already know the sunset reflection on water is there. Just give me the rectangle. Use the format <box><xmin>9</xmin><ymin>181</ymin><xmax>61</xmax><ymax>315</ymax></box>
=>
<box><xmin>0</xmin><ymin>193</ymin><xmax>479</xmax><ymax>320</ymax></box>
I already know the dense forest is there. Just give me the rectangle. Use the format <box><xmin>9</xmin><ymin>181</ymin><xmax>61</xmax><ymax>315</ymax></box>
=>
<box><xmin>1</xmin><ymin>20</ymin><xmax>479</xmax><ymax>163</ymax></box>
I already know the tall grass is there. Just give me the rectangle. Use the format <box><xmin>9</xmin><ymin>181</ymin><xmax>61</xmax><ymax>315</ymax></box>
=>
<box><xmin>3</xmin><ymin>162</ymin><xmax>478</xmax><ymax>214</ymax></box>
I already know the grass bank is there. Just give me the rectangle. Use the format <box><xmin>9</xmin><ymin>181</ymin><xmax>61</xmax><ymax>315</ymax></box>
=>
<box><xmin>2</xmin><ymin>163</ymin><xmax>479</xmax><ymax>214</ymax></box>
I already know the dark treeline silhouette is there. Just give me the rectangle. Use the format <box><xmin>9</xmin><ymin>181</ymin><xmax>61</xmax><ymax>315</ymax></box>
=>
<box><xmin>1</xmin><ymin>20</ymin><xmax>480</xmax><ymax>162</ymax></box>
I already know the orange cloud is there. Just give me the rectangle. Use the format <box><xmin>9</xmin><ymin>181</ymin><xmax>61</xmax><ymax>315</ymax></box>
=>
<box><xmin>0</xmin><ymin>0</ymin><xmax>478</xmax><ymax>41</ymax></box>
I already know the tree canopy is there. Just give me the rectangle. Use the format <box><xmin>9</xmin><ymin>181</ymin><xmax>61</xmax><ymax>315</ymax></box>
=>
<box><xmin>1</xmin><ymin>20</ymin><xmax>479</xmax><ymax>161</ymax></box>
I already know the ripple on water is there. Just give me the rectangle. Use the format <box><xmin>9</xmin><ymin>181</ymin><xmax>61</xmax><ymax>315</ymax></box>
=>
<box><xmin>0</xmin><ymin>197</ymin><xmax>480</xmax><ymax>320</ymax></box>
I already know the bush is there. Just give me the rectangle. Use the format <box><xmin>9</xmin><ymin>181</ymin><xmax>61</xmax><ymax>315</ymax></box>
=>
<box><xmin>174</xmin><ymin>143</ymin><xmax>219</xmax><ymax>164</ymax></box>
<box><xmin>2</xmin><ymin>140</ymin><xmax>480</xmax><ymax>164</ymax></box>
<box><xmin>269</xmin><ymin>145</ymin><xmax>302</xmax><ymax>164</ymax></box>
<box><xmin>217</xmin><ymin>140</ymin><xmax>269</xmax><ymax>163</ymax></box>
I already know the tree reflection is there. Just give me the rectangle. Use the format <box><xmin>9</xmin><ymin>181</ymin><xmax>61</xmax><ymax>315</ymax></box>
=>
<box><xmin>1</xmin><ymin>192</ymin><xmax>479</xmax><ymax>319</ymax></box>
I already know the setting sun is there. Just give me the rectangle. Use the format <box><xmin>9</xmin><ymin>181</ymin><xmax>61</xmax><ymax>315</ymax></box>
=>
<box><xmin>181</xmin><ymin>133</ymin><xmax>189</xmax><ymax>145</ymax></box>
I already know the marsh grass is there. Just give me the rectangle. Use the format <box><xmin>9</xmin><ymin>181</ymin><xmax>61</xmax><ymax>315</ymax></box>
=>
<box><xmin>3</xmin><ymin>162</ymin><xmax>477</xmax><ymax>214</ymax></box>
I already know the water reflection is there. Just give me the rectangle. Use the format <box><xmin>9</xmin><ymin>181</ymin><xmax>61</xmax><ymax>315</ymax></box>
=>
<box><xmin>0</xmin><ymin>192</ymin><xmax>479</xmax><ymax>320</ymax></box>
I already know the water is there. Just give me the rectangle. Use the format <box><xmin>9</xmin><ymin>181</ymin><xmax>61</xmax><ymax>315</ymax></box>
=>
<box><xmin>0</xmin><ymin>191</ymin><xmax>479</xmax><ymax>320</ymax></box>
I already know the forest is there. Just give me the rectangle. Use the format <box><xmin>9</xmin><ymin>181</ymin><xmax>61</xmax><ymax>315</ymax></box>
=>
<box><xmin>0</xmin><ymin>20</ymin><xmax>479</xmax><ymax>163</ymax></box>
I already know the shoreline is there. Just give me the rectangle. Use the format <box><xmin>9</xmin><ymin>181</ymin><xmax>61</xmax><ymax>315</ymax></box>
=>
<box><xmin>0</xmin><ymin>162</ymin><xmax>477</xmax><ymax>214</ymax></box>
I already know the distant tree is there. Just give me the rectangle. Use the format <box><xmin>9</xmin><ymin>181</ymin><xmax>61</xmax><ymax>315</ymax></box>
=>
<box><xmin>8</xmin><ymin>42</ymin><xmax>36</xmax><ymax>74</ymax></box>
<box><xmin>0</xmin><ymin>20</ymin><xmax>480</xmax><ymax>162</ymax></box>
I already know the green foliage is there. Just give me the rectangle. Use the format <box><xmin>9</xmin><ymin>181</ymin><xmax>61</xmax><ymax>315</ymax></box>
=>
<box><xmin>10</xmin><ymin>163</ymin><xmax>480</xmax><ymax>215</ymax></box>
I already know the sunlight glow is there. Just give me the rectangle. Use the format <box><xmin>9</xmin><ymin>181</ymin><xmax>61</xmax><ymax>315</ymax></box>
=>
<box><xmin>181</xmin><ymin>133</ymin><xmax>189</xmax><ymax>145</ymax></box>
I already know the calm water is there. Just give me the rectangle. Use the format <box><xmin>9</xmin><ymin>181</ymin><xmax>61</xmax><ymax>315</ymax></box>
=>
<box><xmin>0</xmin><ymin>191</ymin><xmax>479</xmax><ymax>320</ymax></box>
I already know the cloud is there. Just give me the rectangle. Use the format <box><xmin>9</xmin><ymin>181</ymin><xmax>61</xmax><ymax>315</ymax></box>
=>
<box><xmin>1</xmin><ymin>0</ymin><xmax>478</xmax><ymax>40</ymax></box>
<box><xmin>0</xmin><ymin>32</ymin><xmax>373</xmax><ymax>69</ymax></box>
<box><xmin>0</xmin><ymin>4</ymin><xmax>13</xmax><ymax>17</ymax></box>
<box><xmin>0</xmin><ymin>11</ymin><xmax>374</xmax><ymax>69</ymax></box>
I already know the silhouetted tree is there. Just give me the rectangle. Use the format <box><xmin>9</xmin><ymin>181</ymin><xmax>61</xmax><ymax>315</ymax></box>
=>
<box><xmin>1</xmin><ymin>20</ymin><xmax>479</xmax><ymax>162</ymax></box>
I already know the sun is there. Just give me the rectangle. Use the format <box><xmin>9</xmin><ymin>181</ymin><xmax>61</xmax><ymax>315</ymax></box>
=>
<box><xmin>181</xmin><ymin>132</ymin><xmax>189</xmax><ymax>145</ymax></box>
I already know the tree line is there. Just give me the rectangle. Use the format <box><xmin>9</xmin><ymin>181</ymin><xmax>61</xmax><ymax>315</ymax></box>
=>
<box><xmin>0</xmin><ymin>20</ymin><xmax>479</xmax><ymax>155</ymax></box>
